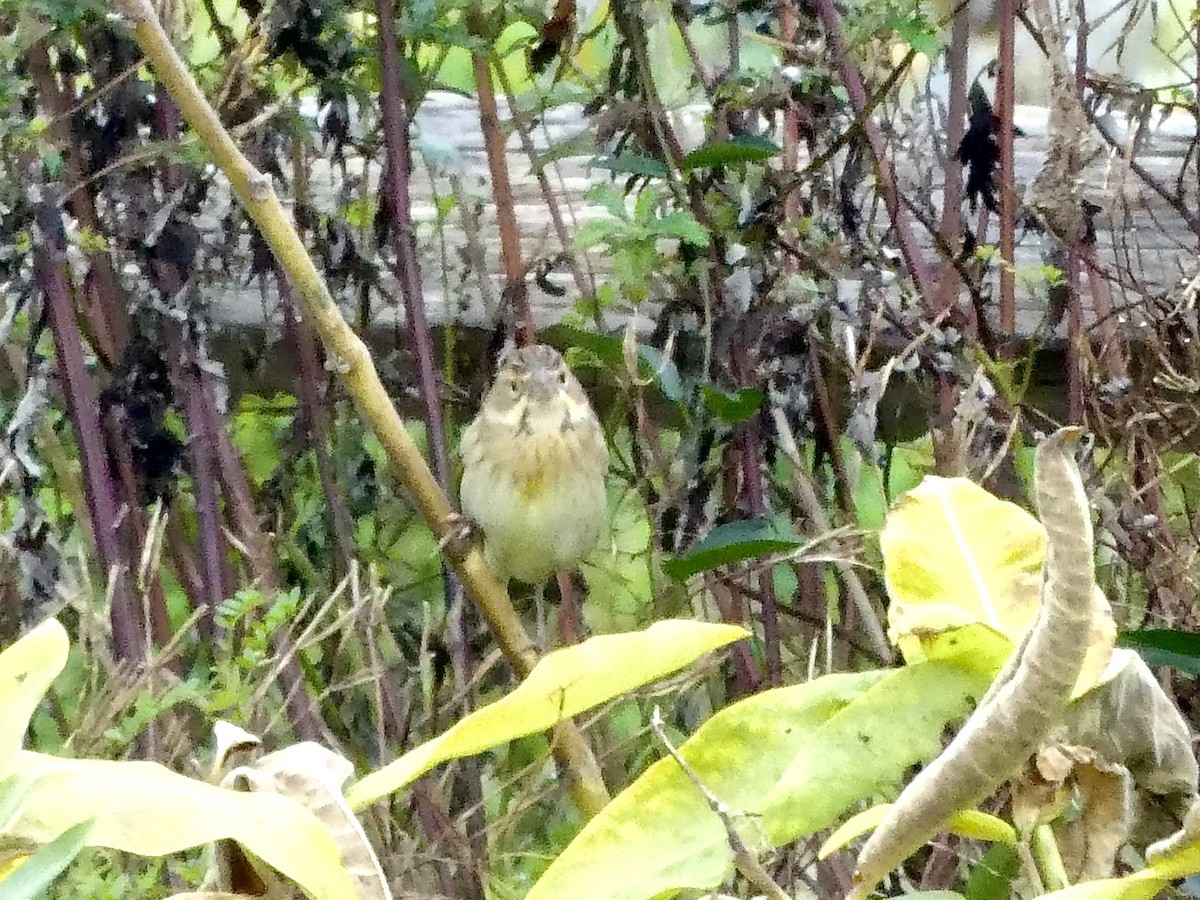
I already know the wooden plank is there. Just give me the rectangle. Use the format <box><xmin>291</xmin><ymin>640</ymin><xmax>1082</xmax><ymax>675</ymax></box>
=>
<box><xmin>194</xmin><ymin>92</ymin><xmax>1197</xmax><ymax>341</ymax></box>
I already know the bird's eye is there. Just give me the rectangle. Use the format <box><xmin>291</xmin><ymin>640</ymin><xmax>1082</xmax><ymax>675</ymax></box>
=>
<box><xmin>558</xmin><ymin>370</ymin><xmax>567</xmax><ymax>384</ymax></box>
<box><xmin>508</xmin><ymin>379</ymin><xmax>521</xmax><ymax>396</ymax></box>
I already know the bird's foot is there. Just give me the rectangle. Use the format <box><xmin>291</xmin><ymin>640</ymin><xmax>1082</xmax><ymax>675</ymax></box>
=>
<box><xmin>439</xmin><ymin>512</ymin><xmax>478</xmax><ymax>559</ymax></box>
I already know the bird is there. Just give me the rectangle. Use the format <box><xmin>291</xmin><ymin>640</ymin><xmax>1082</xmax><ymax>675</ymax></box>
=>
<box><xmin>458</xmin><ymin>343</ymin><xmax>609</xmax><ymax>643</ymax></box>
<box><xmin>529</xmin><ymin>0</ymin><xmax>609</xmax><ymax>76</ymax></box>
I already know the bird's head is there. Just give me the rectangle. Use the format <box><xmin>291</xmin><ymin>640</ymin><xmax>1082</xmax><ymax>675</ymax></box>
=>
<box><xmin>483</xmin><ymin>344</ymin><xmax>593</xmax><ymax>435</ymax></box>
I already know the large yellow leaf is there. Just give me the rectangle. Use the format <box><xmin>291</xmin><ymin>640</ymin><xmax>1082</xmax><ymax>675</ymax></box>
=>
<box><xmin>882</xmin><ymin>477</ymin><xmax>1046</xmax><ymax>643</ymax></box>
<box><xmin>7</xmin><ymin>751</ymin><xmax>355</xmax><ymax>900</ymax></box>
<box><xmin>346</xmin><ymin>620</ymin><xmax>748</xmax><ymax>810</ymax></box>
<box><xmin>0</xmin><ymin>620</ymin><xmax>69</xmax><ymax>776</ymax></box>
<box><xmin>882</xmin><ymin>477</ymin><xmax>1114</xmax><ymax>698</ymax></box>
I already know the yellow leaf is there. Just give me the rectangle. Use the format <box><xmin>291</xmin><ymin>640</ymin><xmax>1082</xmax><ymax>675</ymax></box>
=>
<box><xmin>0</xmin><ymin>620</ymin><xmax>69</xmax><ymax>776</ymax></box>
<box><xmin>883</xmin><ymin>477</ymin><xmax>1045</xmax><ymax>643</ymax></box>
<box><xmin>1037</xmin><ymin>870</ymin><xmax>1163</xmax><ymax>900</ymax></box>
<box><xmin>882</xmin><ymin>478</ymin><xmax>1115</xmax><ymax>698</ymax></box>
<box><xmin>8</xmin><ymin>752</ymin><xmax>355</xmax><ymax>900</ymax></box>
<box><xmin>820</xmin><ymin>803</ymin><xmax>1015</xmax><ymax>859</ymax></box>
<box><xmin>820</xmin><ymin>804</ymin><xmax>893</xmax><ymax>858</ymax></box>
<box><xmin>346</xmin><ymin>620</ymin><xmax>749</xmax><ymax>810</ymax></box>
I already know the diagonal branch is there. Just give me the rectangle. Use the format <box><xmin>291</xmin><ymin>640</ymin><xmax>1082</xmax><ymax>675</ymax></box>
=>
<box><xmin>108</xmin><ymin>0</ymin><xmax>608</xmax><ymax>817</ymax></box>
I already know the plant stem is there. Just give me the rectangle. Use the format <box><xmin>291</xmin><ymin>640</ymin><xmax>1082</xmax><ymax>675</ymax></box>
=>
<box><xmin>34</xmin><ymin>201</ymin><xmax>145</xmax><ymax>663</ymax></box>
<box><xmin>494</xmin><ymin>63</ymin><xmax>594</xmax><ymax>301</ymax></box>
<box><xmin>810</xmin><ymin>0</ymin><xmax>935</xmax><ymax>304</ymax></box>
<box><xmin>375</xmin><ymin>0</ymin><xmax>452</xmax><ymax>490</ymax></box>
<box><xmin>468</xmin><ymin>7</ymin><xmax>536</xmax><ymax>343</ymax></box>
<box><xmin>997</xmin><ymin>0</ymin><xmax>1017</xmax><ymax>339</ymax></box>
<box><xmin>375</xmin><ymin>0</ymin><xmax>488</xmax><ymax>864</ymax></box>
<box><xmin>280</xmin><ymin>277</ymin><xmax>357</xmax><ymax>575</ymax></box>
<box><xmin>1031</xmin><ymin>823</ymin><xmax>1070</xmax><ymax>891</ymax></box>
<box><xmin>27</xmin><ymin>41</ymin><xmax>129</xmax><ymax>364</ymax></box>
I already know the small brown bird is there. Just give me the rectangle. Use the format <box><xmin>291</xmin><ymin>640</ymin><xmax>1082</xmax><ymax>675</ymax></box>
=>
<box><xmin>529</xmin><ymin>0</ymin><xmax>608</xmax><ymax>75</ymax></box>
<box><xmin>459</xmin><ymin>344</ymin><xmax>609</xmax><ymax>639</ymax></box>
<box><xmin>530</xmin><ymin>0</ymin><xmax>576</xmax><ymax>73</ymax></box>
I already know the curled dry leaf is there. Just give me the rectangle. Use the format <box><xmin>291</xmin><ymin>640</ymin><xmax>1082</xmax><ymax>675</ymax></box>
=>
<box><xmin>210</xmin><ymin>722</ymin><xmax>261</xmax><ymax>780</ymax></box>
<box><xmin>1013</xmin><ymin>736</ymin><xmax>1133</xmax><ymax>883</ymax></box>
<box><xmin>1062</xmin><ymin>649</ymin><xmax>1198</xmax><ymax>849</ymax></box>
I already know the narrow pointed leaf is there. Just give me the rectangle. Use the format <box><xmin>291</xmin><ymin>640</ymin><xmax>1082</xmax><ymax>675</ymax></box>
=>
<box><xmin>591</xmin><ymin>153</ymin><xmax>669</xmax><ymax>178</ymax></box>
<box><xmin>0</xmin><ymin>818</ymin><xmax>93</xmax><ymax>900</ymax></box>
<box><xmin>346</xmin><ymin>621</ymin><xmax>748</xmax><ymax>810</ymax></box>
<box><xmin>681</xmin><ymin>135</ymin><xmax>780</xmax><ymax>170</ymax></box>
<box><xmin>664</xmin><ymin>520</ymin><xmax>803</xmax><ymax>580</ymax></box>
<box><xmin>1117</xmin><ymin>629</ymin><xmax>1200</xmax><ymax>675</ymax></box>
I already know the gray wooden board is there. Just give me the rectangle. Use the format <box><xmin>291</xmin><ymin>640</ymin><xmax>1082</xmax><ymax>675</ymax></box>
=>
<box><xmin>193</xmin><ymin>92</ymin><xmax>1198</xmax><ymax>343</ymax></box>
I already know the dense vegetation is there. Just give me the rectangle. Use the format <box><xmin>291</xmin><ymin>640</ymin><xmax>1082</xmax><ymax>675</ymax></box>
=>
<box><xmin>5</xmin><ymin>0</ymin><xmax>1200</xmax><ymax>897</ymax></box>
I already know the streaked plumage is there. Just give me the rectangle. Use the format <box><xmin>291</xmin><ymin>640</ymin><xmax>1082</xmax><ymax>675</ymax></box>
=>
<box><xmin>459</xmin><ymin>344</ymin><xmax>609</xmax><ymax>586</ymax></box>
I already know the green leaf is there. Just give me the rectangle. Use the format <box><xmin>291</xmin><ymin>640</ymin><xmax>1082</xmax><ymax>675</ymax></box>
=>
<box><xmin>42</xmin><ymin>151</ymin><xmax>63</xmax><ymax>180</ymax></box>
<box><xmin>8</xmin><ymin>751</ymin><xmax>356</xmax><ymax>899</ymax></box>
<box><xmin>591</xmin><ymin>153</ymin><xmax>669</xmax><ymax>179</ymax></box>
<box><xmin>0</xmin><ymin>818</ymin><xmax>93</xmax><ymax>900</ymax></box>
<box><xmin>895</xmin><ymin>17</ymin><xmax>941</xmax><ymax>56</ymax></box>
<box><xmin>585</xmin><ymin>183</ymin><xmax>632</xmax><ymax>220</ymax></box>
<box><xmin>664</xmin><ymin>519</ymin><xmax>802</xmax><ymax>581</ymax></box>
<box><xmin>636</xmin><ymin>344</ymin><xmax>684</xmax><ymax>403</ymax></box>
<box><xmin>575</xmin><ymin>218</ymin><xmax>626</xmax><ymax>250</ymax></box>
<box><xmin>680</xmin><ymin>134</ymin><xmax>780</xmax><ymax>170</ymax></box>
<box><xmin>762</xmin><ymin>656</ymin><xmax>993</xmax><ymax>844</ymax></box>
<box><xmin>632</xmin><ymin>186</ymin><xmax>664</xmax><ymax>224</ymax></box>
<box><xmin>345</xmin><ymin>621</ymin><xmax>749</xmax><ymax>810</ymax></box>
<box><xmin>700</xmin><ymin>385</ymin><xmax>765</xmax><ymax>423</ymax></box>
<box><xmin>0</xmin><ymin>620</ymin><xmax>69</xmax><ymax>776</ymax></box>
<box><xmin>1117</xmin><ymin>629</ymin><xmax>1200</xmax><ymax>675</ymax></box>
<box><xmin>966</xmin><ymin>842</ymin><xmax>1020</xmax><ymax>900</ymax></box>
<box><xmin>582</xmin><ymin>485</ymin><xmax>654</xmax><ymax>633</ymax></box>
<box><xmin>529</xmin><ymin>657</ymin><xmax>992</xmax><ymax>900</ymax></box>
<box><xmin>231</xmin><ymin>394</ymin><xmax>295</xmax><ymax>489</ymax></box>
<box><xmin>528</xmin><ymin>671</ymin><xmax>887</xmax><ymax>900</ymax></box>
<box><xmin>652</xmin><ymin>211</ymin><xmax>709</xmax><ymax>247</ymax></box>
<box><xmin>553</xmin><ymin>327</ymin><xmax>685</xmax><ymax>405</ymax></box>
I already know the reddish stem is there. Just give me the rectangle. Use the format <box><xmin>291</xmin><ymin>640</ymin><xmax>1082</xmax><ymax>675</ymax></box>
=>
<box><xmin>27</xmin><ymin>42</ymin><xmax>129</xmax><ymax>364</ymax></box>
<box><xmin>280</xmin><ymin>276</ymin><xmax>357</xmax><ymax>574</ymax></box>
<box><xmin>778</xmin><ymin>0</ymin><xmax>802</xmax><ymax>228</ymax></box>
<box><xmin>469</xmin><ymin>15</ymin><xmax>536</xmax><ymax>344</ymax></box>
<box><xmin>997</xmin><ymin>0</ymin><xmax>1017</xmax><ymax>337</ymax></box>
<box><xmin>934</xmin><ymin>13</ymin><xmax>970</xmax><ymax>319</ymax></box>
<box><xmin>375</xmin><ymin>0</ymin><xmax>453</xmax><ymax>488</ymax></box>
<box><xmin>36</xmin><ymin>203</ymin><xmax>146</xmax><ymax>663</ymax></box>
<box><xmin>811</xmin><ymin>0</ymin><xmax>935</xmax><ymax>303</ymax></box>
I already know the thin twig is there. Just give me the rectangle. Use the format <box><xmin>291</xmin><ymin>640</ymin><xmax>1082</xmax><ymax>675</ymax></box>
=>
<box><xmin>649</xmin><ymin>707</ymin><xmax>790</xmax><ymax>900</ymax></box>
